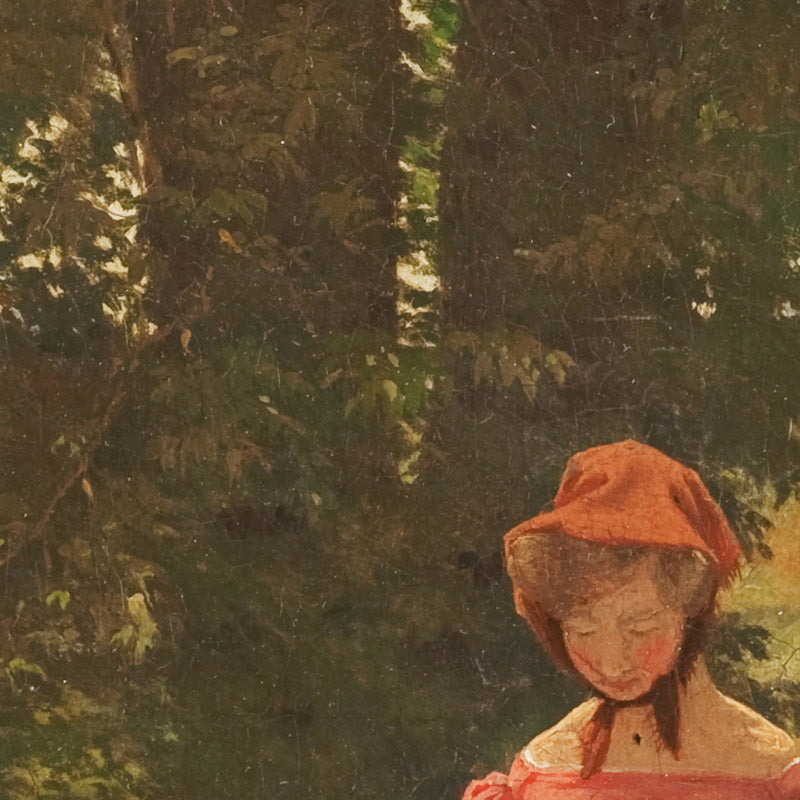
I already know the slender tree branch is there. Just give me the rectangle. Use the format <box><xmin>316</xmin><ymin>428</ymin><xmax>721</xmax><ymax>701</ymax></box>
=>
<box><xmin>32</xmin><ymin>457</ymin><xmax>89</xmax><ymax>542</ymax></box>
<box><xmin>101</xmin><ymin>0</ymin><xmax>164</xmax><ymax>187</ymax></box>
<box><xmin>0</xmin><ymin>299</ymin><xmax>205</xmax><ymax>570</ymax></box>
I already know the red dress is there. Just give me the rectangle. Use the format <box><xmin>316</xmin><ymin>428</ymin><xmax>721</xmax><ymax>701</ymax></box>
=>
<box><xmin>463</xmin><ymin>755</ymin><xmax>800</xmax><ymax>800</ymax></box>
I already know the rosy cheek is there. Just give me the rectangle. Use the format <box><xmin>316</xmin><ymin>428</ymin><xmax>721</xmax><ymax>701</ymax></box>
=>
<box><xmin>567</xmin><ymin>644</ymin><xmax>589</xmax><ymax>666</ymax></box>
<box><xmin>634</xmin><ymin>633</ymin><xmax>679</xmax><ymax>675</ymax></box>
<box><xmin>566</xmin><ymin>643</ymin><xmax>600</xmax><ymax>674</ymax></box>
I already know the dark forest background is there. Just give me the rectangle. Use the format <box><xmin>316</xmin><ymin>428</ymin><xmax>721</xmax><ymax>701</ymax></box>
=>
<box><xmin>0</xmin><ymin>0</ymin><xmax>799</xmax><ymax>797</ymax></box>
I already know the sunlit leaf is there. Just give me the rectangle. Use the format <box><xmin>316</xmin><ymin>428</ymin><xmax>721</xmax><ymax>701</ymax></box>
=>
<box><xmin>167</xmin><ymin>46</ymin><xmax>204</xmax><ymax>66</ymax></box>
<box><xmin>126</xmin><ymin>593</ymin><xmax>159</xmax><ymax>666</ymax></box>
<box><xmin>45</xmin><ymin>589</ymin><xmax>70</xmax><ymax>610</ymax></box>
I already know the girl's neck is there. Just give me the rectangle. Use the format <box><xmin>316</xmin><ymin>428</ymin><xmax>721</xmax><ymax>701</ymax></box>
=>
<box><xmin>613</xmin><ymin>657</ymin><xmax>714</xmax><ymax>727</ymax></box>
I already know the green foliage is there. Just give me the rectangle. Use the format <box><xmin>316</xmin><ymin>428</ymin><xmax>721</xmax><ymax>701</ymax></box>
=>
<box><xmin>445</xmin><ymin>327</ymin><xmax>575</xmax><ymax>403</ymax></box>
<box><xmin>695</xmin><ymin>100</ymin><xmax>740</xmax><ymax>143</ymax></box>
<box><xmin>430</xmin><ymin>1</ymin><xmax>460</xmax><ymax>42</ymax></box>
<box><xmin>146</xmin><ymin>0</ymin><xmax>396</xmax><ymax>335</ymax></box>
<box><xmin>1</xmin><ymin>1</ymin><xmax>799</xmax><ymax>799</ymax></box>
<box><xmin>0</xmin><ymin>59</ymin><xmax>146</xmax><ymax>357</ymax></box>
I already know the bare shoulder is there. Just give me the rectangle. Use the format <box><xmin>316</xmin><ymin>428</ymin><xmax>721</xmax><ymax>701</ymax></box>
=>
<box><xmin>684</xmin><ymin>688</ymin><xmax>798</xmax><ymax>777</ymax></box>
<box><xmin>713</xmin><ymin>690</ymin><xmax>797</xmax><ymax>768</ymax></box>
<box><xmin>520</xmin><ymin>698</ymin><xmax>600</xmax><ymax>770</ymax></box>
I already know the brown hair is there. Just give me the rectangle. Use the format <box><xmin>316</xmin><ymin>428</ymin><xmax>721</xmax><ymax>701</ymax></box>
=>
<box><xmin>505</xmin><ymin>532</ymin><xmax>717</xmax><ymax>672</ymax></box>
<box><xmin>508</xmin><ymin>533</ymin><xmax>716</xmax><ymax>617</ymax></box>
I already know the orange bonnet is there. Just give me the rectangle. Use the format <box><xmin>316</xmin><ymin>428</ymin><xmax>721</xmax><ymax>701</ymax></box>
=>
<box><xmin>505</xmin><ymin>440</ymin><xmax>741</xmax><ymax>627</ymax></box>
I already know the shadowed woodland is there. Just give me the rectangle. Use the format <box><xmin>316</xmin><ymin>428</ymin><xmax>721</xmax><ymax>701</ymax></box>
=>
<box><xmin>0</xmin><ymin>0</ymin><xmax>799</xmax><ymax>797</ymax></box>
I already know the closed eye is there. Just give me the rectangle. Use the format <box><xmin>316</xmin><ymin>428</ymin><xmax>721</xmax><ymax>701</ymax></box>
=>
<box><xmin>626</xmin><ymin>626</ymin><xmax>660</xmax><ymax>637</ymax></box>
<box><xmin>620</xmin><ymin>610</ymin><xmax>666</xmax><ymax>629</ymax></box>
<box><xmin>566</xmin><ymin>628</ymin><xmax>598</xmax><ymax>638</ymax></box>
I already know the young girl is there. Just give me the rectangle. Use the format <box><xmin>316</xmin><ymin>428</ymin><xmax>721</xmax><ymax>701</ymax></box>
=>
<box><xmin>463</xmin><ymin>440</ymin><xmax>800</xmax><ymax>800</ymax></box>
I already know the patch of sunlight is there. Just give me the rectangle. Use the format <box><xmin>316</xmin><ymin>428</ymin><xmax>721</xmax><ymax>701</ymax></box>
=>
<box><xmin>102</xmin><ymin>301</ymin><xmax>128</xmax><ymax>326</ymax></box>
<box><xmin>125</xmin><ymin>224</ymin><xmax>139</xmax><ymax>244</ymax></box>
<box><xmin>95</xmin><ymin>51</ymin><xmax>123</xmax><ymax>102</ymax></box>
<box><xmin>436</xmin><ymin>52</ymin><xmax>456</xmax><ymax>73</ymax></box>
<box><xmin>691</xmin><ymin>300</ymin><xmax>716</xmax><ymax>319</ymax></box>
<box><xmin>397</xmin><ymin>299</ymin><xmax>436</xmax><ymax>318</ymax></box>
<box><xmin>0</xmin><ymin>165</ymin><xmax>34</xmax><ymax>202</ymax></box>
<box><xmin>17</xmin><ymin>252</ymin><xmax>45</xmax><ymax>270</ymax></box>
<box><xmin>400</xmin><ymin>52</ymin><xmax>431</xmax><ymax>81</ymax></box>
<box><xmin>775</xmin><ymin>300</ymin><xmax>800</xmax><ymax>319</ymax></box>
<box><xmin>397</xmin><ymin>332</ymin><xmax>439</xmax><ymax>349</ymax></box>
<box><xmin>46</xmin><ymin>113</ymin><xmax>70</xmax><ymax>141</ymax></box>
<box><xmin>79</xmin><ymin>190</ymin><xmax>137</xmax><ymax>220</ymax></box>
<box><xmin>71</xmin><ymin>255</ymin><xmax>100</xmax><ymax>285</ymax></box>
<box><xmin>94</xmin><ymin>235</ymin><xmax>114</xmax><ymax>251</ymax></box>
<box><xmin>104</xmin><ymin>164</ymin><xmax>143</xmax><ymax>198</ymax></box>
<box><xmin>399</xmin><ymin>0</ymin><xmax>432</xmax><ymax>30</ymax></box>
<box><xmin>18</xmin><ymin>137</ymin><xmax>43</xmax><ymax>162</ymax></box>
<box><xmin>397</xmin><ymin>251</ymin><xmax>441</xmax><ymax>292</ymax></box>
<box><xmin>102</xmin><ymin>256</ymin><xmax>128</xmax><ymax>276</ymax></box>
<box><xmin>720</xmin><ymin>495</ymin><xmax>800</xmax><ymax>683</ymax></box>
<box><xmin>395</xmin><ymin>1</ymin><xmax>452</xmax><ymax>352</ymax></box>
<box><xmin>130</xmin><ymin>320</ymin><xmax>158</xmax><ymax>340</ymax></box>
<box><xmin>135</xmin><ymin>141</ymin><xmax>147</xmax><ymax>174</ymax></box>
<box><xmin>108</xmin><ymin>142</ymin><xmax>144</xmax><ymax>197</ymax></box>
<box><xmin>132</xmin><ymin>274</ymin><xmax>150</xmax><ymax>295</ymax></box>
<box><xmin>46</xmin><ymin>283</ymin><xmax>64</xmax><ymax>298</ymax></box>
<box><xmin>49</xmin><ymin>246</ymin><xmax>62</xmax><ymax>267</ymax></box>
<box><xmin>398</xmin><ymin>200</ymin><xmax>436</xmax><ymax>224</ymax></box>
<box><xmin>16</xmin><ymin>114</ymin><xmax>71</xmax><ymax>163</ymax></box>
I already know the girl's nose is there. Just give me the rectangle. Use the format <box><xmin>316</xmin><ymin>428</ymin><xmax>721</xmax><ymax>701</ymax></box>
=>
<box><xmin>595</xmin><ymin>631</ymin><xmax>634</xmax><ymax>679</ymax></box>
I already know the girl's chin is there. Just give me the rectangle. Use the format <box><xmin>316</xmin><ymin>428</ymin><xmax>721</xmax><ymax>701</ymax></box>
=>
<box><xmin>595</xmin><ymin>678</ymin><xmax>653</xmax><ymax>701</ymax></box>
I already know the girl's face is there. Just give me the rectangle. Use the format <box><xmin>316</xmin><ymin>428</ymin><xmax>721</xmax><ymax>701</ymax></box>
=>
<box><xmin>561</xmin><ymin>562</ymin><xmax>685</xmax><ymax>701</ymax></box>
